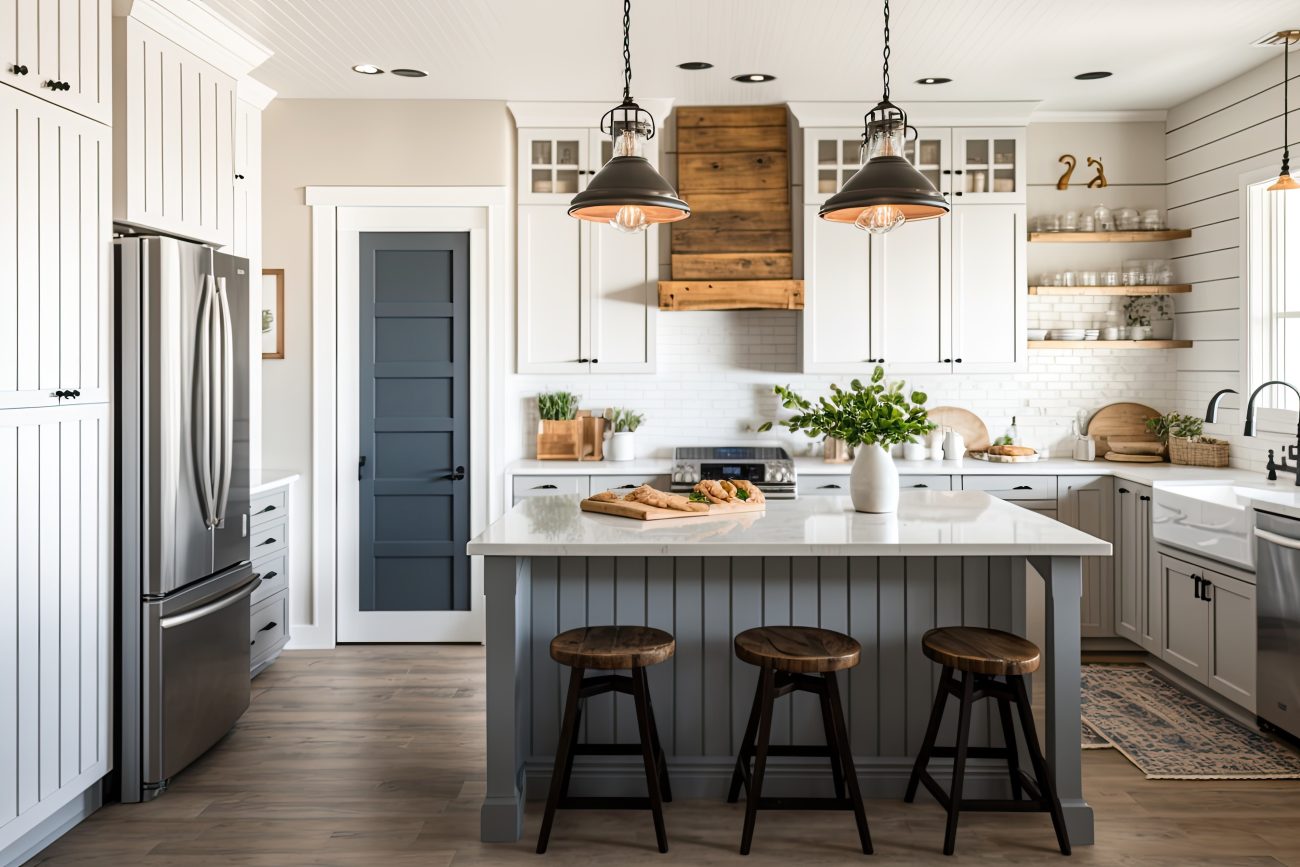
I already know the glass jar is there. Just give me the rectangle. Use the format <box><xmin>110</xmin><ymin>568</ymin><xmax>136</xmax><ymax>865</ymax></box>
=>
<box><xmin>1093</xmin><ymin>203</ymin><xmax>1114</xmax><ymax>231</ymax></box>
<box><xmin>1115</xmin><ymin>208</ymin><xmax>1140</xmax><ymax>231</ymax></box>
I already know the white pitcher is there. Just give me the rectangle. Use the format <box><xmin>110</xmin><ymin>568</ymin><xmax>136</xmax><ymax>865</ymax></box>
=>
<box><xmin>942</xmin><ymin>429</ymin><xmax>965</xmax><ymax>461</ymax></box>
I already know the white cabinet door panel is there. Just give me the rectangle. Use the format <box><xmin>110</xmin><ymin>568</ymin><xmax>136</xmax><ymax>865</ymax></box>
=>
<box><xmin>950</xmin><ymin>203</ymin><xmax>1025</xmax><ymax>373</ymax></box>
<box><xmin>874</xmin><ymin>215</ymin><xmax>950</xmax><ymax>374</ymax></box>
<box><xmin>588</xmin><ymin>224</ymin><xmax>656</xmax><ymax>372</ymax></box>
<box><xmin>518</xmin><ymin>205</ymin><xmax>584</xmax><ymax>373</ymax></box>
<box><xmin>802</xmin><ymin>206</ymin><xmax>873</xmax><ymax>371</ymax></box>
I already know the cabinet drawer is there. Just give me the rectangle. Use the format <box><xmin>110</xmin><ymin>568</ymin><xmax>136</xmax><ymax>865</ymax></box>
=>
<box><xmin>250</xmin><ymin>488</ymin><xmax>287</xmax><ymax>525</ymax></box>
<box><xmin>592</xmin><ymin>475</ymin><xmax>672</xmax><ymax>494</ymax></box>
<box><xmin>802</xmin><ymin>475</ymin><xmax>851</xmax><ymax>495</ymax></box>
<box><xmin>250</xmin><ymin>518</ymin><xmax>288</xmax><ymax>558</ymax></box>
<box><xmin>250</xmin><ymin>591</ymin><xmax>288</xmax><ymax>668</ymax></box>
<box><xmin>512</xmin><ymin>475</ymin><xmax>590</xmax><ymax>501</ymax></box>
<box><xmin>900</xmin><ymin>475</ymin><xmax>952</xmax><ymax>491</ymax></box>
<box><xmin>251</xmin><ymin>552</ymin><xmax>287</xmax><ymax>606</ymax></box>
<box><xmin>962</xmin><ymin>475</ymin><xmax>1055</xmax><ymax>500</ymax></box>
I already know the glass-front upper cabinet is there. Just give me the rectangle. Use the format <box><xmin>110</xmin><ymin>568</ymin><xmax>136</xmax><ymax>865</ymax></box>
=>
<box><xmin>904</xmin><ymin>127</ymin><xmax>951</xmax><ymax>198</ymax></box>
<box><xmin>952</xmin><ymin>128</ymin><xmax>1026</xmax><ymax>203</ymax></box>
<box><xmin>520</xmin><ymin>128</ymin><xmax>588</xmax><ymax>203</ymax></box>
<box><xmin>803</xmin><ymin>129</ymin><xmax>867</xmax><ymax>205</ymax></box>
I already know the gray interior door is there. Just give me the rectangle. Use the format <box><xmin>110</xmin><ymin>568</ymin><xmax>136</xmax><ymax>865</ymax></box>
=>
<box><xmin>358</xmin><ymin>232</ymin><xmax>470</xmax><ymax>613</ymax></box>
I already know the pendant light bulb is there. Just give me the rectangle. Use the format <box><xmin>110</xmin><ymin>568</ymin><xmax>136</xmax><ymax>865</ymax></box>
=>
<box><xmin>855</xmin><ymin>205</ymin><xmax>907</xmax><ymax>234</ymax></box>
<box><xmin>611</xmin><ymin>205</ymin><xmax>650</xmax><ymax>233</ymax></box>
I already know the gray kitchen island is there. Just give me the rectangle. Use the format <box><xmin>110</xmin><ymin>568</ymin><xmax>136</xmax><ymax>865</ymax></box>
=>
<box><xmin>468</xmin><ymin>490</ymin><xmax>1110</xmax><ymax>845</ymax></box>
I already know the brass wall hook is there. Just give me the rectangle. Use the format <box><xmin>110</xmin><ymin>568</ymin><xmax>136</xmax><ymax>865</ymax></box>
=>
<box><xmin>1087</xmin><ymin>156</ymin><xmax>1108</xmax><ymax>188</ymax></box>
<box><xmin>1056</xmin><ymin>154</ymin><xmax>1076</xmax><ymax>190</ymax></box>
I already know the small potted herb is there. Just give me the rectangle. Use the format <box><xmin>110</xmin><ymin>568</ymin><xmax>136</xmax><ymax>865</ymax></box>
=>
<box><xmin>603</xmin><ymin>407</ymin><xmax>645</xmax><ymax>462</ymax></box>
<box><xmin>536</xmin><ymin>391</ymin><xmax>583</xmax><ymax>460</ymax></box>
<box><xmin>1124</xmin><ymin>295</ymin><xmax>1174</xmax><ymax>339</ymax></box>
<box><xmin>758</xmin><ymin>366</ymin><xmax>935</xmax><ymax>513</ymax></box>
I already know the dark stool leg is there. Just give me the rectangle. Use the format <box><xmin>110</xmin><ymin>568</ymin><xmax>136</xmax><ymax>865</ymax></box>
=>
<box><xmin>727</xmin><ymin>674</ymin><xmax>764</xmax><ymax>804</ymax></box>
<box><xmin>631</xmin><ymin>667</ymin><xmax>669</xmax><ymax>854</ymax></box>
<box><xmin>825</xmin><ymin>670</ymin><xmax>873</xmax><ymax>855</ymax></box>
<box><xmin>995</xmin><ymin>690</ymin><xmax>1023</xmax><ymax>801</ymax></box>
<box><xmin>905</xmin><ymin>665</ymin><xmax>953</xmax><ymax>803</ymax></box>
<box><xmin>643</xmin><ymin>682</ymin><xmax>672</xmax><ymax>803</ymax></box>
<box><xmin>818</xmin><ymin>683</ymin><xmax>846</xmax><ymax>800</ymax></box>
<box><xmin>943</xmin><ymin>670</ymin><xmax>975</xmax><ymax>856</ymax></box>
<box><xmin>537</xmin><ymin>665</ymin><xmax>584</xmax><ymax>854</ymax></box>
<box><xmin>1010</xmin><ymin>674</ymin><xmax>1071</xmax><ymax>856</ymax></box>
<box><xmin>739</xmin><ymin>664</ymin><xmax>776</xmax><ymax>856</ymax></box>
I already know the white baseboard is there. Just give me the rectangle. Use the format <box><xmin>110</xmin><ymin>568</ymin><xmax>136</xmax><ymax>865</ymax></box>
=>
<box><xmin>284</xmin><ymin>621</ymin><xmax>335</xmax><ymax>650</ymax></box>
<box><xmin>1</xmin><ymin>782</ymin><xmax>102</xmax><ymax>867</ymax></box>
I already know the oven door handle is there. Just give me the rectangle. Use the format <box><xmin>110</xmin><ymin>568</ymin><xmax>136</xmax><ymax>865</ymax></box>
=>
<box><xmin>160</xmin><ymin>574</ymin><xmax>261</xmax><ymax>629</ymax></box>
<box><xmin>1255</xmin><ymin>527</ymin><xmax>1300</xmax><ymax>552</ymax></box>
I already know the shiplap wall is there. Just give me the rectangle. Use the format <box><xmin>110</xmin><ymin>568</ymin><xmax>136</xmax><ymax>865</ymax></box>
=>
<box><xmin>1166</xmin><ymin>52</ymin><xmax>1300</xmax><ymax>468</ymax></box>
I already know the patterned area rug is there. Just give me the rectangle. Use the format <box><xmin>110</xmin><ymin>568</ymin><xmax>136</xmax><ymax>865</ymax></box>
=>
<box><xmin>1081</xmin><ymin>664</ymin><xmax>1300</xmax><ymax>780</ymax></box>
<box><xmin>1081</xmin><ymin>720</ymin><xmax>1111</xmax><ymax>749</ymax></box>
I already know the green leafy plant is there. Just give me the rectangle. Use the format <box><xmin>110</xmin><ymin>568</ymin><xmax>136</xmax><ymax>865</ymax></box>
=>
<box><xmin>604</xmin><ymin>407</ymin><xmax>644</xmax><ymax>433</ymax></box>
<box><xmin>1146</xmin><ymin>412</ymin><xmax>1205</xmax><ymax>444</ymax></box>
<box><xmin>1124</xmin><ymin>295</ymin><xmax>1173</xmax><ymax>327</ymax></box>
<box><xmin>537</xmin><ymin>391</ymin><xmax>579</xmax><ymax>421</ymax></box>
<box><xmin>756</xmin><ymin>366</ymin><xmax>936</xmax><ymax>448</ymax></box>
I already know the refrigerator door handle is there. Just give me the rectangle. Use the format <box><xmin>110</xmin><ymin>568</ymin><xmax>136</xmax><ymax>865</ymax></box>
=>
<box><xmin>158</xmin><ymin>572</ymin><xmax>261</xmax><ymax>629</ymax></box>
<box><xmin>214</xmin><ymin>276</ymin><xmax>235</xmax><ymax>527</ymax></box>
<box><xmin>194</xmin><ymin>274</ymin><xmax>217</xmax><ymax>529</ymax></box>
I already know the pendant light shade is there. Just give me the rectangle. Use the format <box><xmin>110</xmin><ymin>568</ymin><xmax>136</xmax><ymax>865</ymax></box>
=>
<box><xmin>820</xmin><ymin>0</ymin><xmax>948</xmax><ymax>233</ymax></box>
<box><xmin>1266</xmin><ymin>30</ymin><xmax>1300</xmax><ymax>193</ymax></box>
<box><xmin>569</xmin><ymin>0</ymin><xmax>689</xmax><ymax>232</ymax></box>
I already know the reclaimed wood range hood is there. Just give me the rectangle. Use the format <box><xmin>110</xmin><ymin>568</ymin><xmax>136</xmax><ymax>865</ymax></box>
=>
<box><xmin>658</xmin><ymin>105</ymin><xmax>805</xmax><ymax>311</ymax></box>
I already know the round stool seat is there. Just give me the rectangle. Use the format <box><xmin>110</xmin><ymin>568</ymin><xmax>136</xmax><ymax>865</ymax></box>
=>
<box><xmin>550</xmin><ymin>625</ymin><xmax>675</xmax><ymax>670</ymax></box>
<box><xmin>734</xmin><ymin>626</ymin><xmax>861</xmax><ymax>673</ymax></box>
<box><xmin>921</xmin><ymin>626</ymin><xmax>1040</xmax><ymax>676</ymax></box>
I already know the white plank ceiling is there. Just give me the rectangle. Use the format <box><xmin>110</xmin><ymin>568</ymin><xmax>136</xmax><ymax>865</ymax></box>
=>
<box><xmin>205</xmin><ymin>0</ymin><xmax>1299</xmax><ymax>110</ymax></box>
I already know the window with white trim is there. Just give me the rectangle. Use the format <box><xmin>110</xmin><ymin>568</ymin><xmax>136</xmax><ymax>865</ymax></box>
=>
<box><xmin>1243</xmin><ymin>174</ymin><xmax>1300</xmax><ymax>432</ymax></box>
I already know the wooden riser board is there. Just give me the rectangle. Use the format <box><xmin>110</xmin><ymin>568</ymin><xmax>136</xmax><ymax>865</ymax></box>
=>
<box><xmin>581</xmin><ymin>497</ymin><xmax>767</xmax><ymax>521</ymax></box>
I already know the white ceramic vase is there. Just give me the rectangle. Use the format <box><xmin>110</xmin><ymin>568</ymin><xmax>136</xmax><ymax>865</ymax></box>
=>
<box><xmin>849</xmin><ymin>443</ymin><xmax>899</xmax><ymax>513</ymax></box>
<box><xmin>608</xmin><ymin>431</ymin><xmax>636</xmax><ymax>462</ymax></box>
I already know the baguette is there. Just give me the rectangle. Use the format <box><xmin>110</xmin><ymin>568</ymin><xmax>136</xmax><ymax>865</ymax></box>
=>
<box><xmin>988</xmin><ymin>444</ymin><xmax>1036</xmax><ymax>457</ymax></box>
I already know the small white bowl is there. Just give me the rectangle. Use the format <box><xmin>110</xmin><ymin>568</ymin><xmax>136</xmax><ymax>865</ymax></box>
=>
<box><xmin>1028</xmin><ymin>328</ymin><xmax>1048</xmax><ymax>341</ymax></box>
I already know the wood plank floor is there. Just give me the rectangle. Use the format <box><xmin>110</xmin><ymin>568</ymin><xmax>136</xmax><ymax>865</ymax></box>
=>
<box><xmin>28</xmin><ymin>645</ymin><xmax>1300</xmax><ymax>865</ymax></box>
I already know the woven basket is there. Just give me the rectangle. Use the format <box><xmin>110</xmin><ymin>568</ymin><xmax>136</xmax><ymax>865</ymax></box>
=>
<box><xmin>1169</xmin><ymin>436</ymin><xmax>1229</xmax><ymax>467</ymax></box>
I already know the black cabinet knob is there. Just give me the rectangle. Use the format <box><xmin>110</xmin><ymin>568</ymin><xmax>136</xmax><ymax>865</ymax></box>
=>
<box><xmin>954</xmin><ymin>191</ymin><xmax>964</xmax><ymax>196</ymax></box>
<box><xmin>1139</xmin><ymin>495</ymin><xmax>1150</xmax><ymax>501</ymax></box>
<box><xmin>10</xmin><ymin>64</ymin><xmax>28</xmax><ymax>75</ymax></box>
<box><xmin>234</xmin><ymin>173</ymin><xmax>245</xmax><ymax>180</ymax></box>
<box><xmin>954</xmin><ymin>358</ymin><xmax>962</xmax><ymax>364</ymax></box>
<box><xmin>1118</xmin><ymin>487</ymin><xmax>1130</xmax><ymax>494</ymax></box>
<box><xmin>577</xmin><ymin>357</ymin><xmax>589</xmax><ymax>363</ymax></box>
<box><xmin>877</xmin><ymin>357</ymin><xmax>885</xmax><ymax>363</ymax></box>
<box><xmin>591</xmin><ymin>358</ymin><xmax>599</xmax><ymax>363</ymax></box>
<box><xmin>942</xmin><ymin>358</ymin><xmax>952</xmax><ymax>363</ymax></box>
<box><xmin>954</xmin><ymin>170</ymin><xmax>964</xmax><ymax>175</ymax></box>
<box><xmin>941</xmin><ymin>169</ymin><xmax>952</xmax><ymax>175</ymax></box>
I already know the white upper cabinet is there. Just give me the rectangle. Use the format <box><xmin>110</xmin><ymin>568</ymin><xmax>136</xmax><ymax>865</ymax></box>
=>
<box><xmin>801</xmin><ymin>207</ymin><xmax>873</xmax><ymax>372</ymax></box>
<box><xmin>518</xmin><ymin>128</ymin><xmax>628</xmax><ymax>205</ymax></box>
<box><xmin>0</xmin><ymin>86</ymin><xmax>110</xmax><ymax>411</ymax></box>
<box><xmin>112</xmin><ymin>16</ymin><xmax>237</xmax><ymax>247</ymax></box>
<box><xmin>587</xmin><ymin>222</ymin><xmax>656</xmax><ymax>373</ymax></box>
<box><xmin>873</xmin><ymin>214</ymin><xmax>950</xmax><ymax>374</ymax></box>
<box><xmin>0</xmin><ymin>0</ymin><xmax>110</xmax><ymax>125</ymax></box>
<box><xmin>803</xmin><ymin>128</ymin><xmax>867</xmax><ymax>206</ymax></box>
<box><xmin>231</xmin><ymin>97</ymin><xmax>262</xmax><ymax>263</ymax></box>
<box><xmin>952</xmin><ymin>128</ymin><xmax>1026</xmax><ymax>203</ymax></box>
<box><xmin>949</xmin><ymin>203</ymin><xmax>1026</xmax><ymax>372</ymax></box>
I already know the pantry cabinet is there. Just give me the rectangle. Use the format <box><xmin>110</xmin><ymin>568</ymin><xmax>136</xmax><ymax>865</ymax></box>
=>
<box><xmin>1058</xmin><ymin>475</ymin><xmax>1115</xmax><ymax>637</ymax></box>
<box><xmin>1113</xmin><ymin>482</ymin><xmax>1153</xmax><ymax>646</ymax></box>
<box><xmin>1159</xmin><ymin>551</ymin><xmax>1256</xmax><ymax>711</ymax></box>
<box><xmin>799</xmin><ymin>124</ymin><xmax>1025</xmax><ymax>375</ymax></box>
<box><xmin>0</xmin><ymin>85</ymin><xmax>110</xmax><ymax>411</ymax></box>
<box><xmin>113</xmin><ymin>15</ymin><xmax>236</xmax><ymax>248</ymax></box>
<box><xmin>0</xmin><ymin>403</ymin><xmax>111</xmax><ymax>852</ymax></box>
<box><xmin>0</xmin><ymin>0</ymin><xmax>111</xmax><ymax>125</ymax></box>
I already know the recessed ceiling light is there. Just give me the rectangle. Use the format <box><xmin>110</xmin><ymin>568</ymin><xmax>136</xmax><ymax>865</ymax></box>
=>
<box><xmin>352</xmin><ymin>64</ymin><xmax>383</xmax><ymax>75</ymax></box>
<box><xmin>677</xmin><ymin>61</ymin><xmax>713</xmax><ymax>70</ymax></box>
<box><xmin>391</xmin><ymin>68</ymin><xmax>428</xmax><ymax>78</ymax></box>
<box><xmin>916</xmin><ymin>76</ymin><xmax>951</xmax><ymax>85</ymax></box>
<box><xmin>1074</xmin><ymin>71</ymin><xmax>1112</xmax><ymax>80</ymax></box>
<box><xmin>732</xmin><ymin>73</ymin><xmax>776</xmax><ymax>83</ymax></box>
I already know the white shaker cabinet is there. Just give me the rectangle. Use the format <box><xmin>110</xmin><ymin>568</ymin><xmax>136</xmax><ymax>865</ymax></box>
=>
<box><xmin>0</xmin><ymin>85</ymin><xmax>110</xmax><ymax>411</ymax></box>
<box><xmin>801</xmin><ymin>206</ymin><xmax>874</xmax><ymax>372</ymax></box>
<box><xmin>0</xmin><ymin>403</ymin><xmax>111</xmax><ymax>853</ymax></box>
<box><xmin>113</xmin><ymin>16</ymin><xmax>236</xmax><ymax>248</ymax></box>
<box><xmin>949</xmin><ymin>203</ymin><xmax>1026</xmax><ymax>372</ymax></box>
<box><xmin>0</xmin><ymin>0</ymin><xmax>110</xmax><ymax>125</ymax></box>
<box><xmin>873</xmin><ymin>213</ymin><xmax>950</xmax><ymax>374</ymax></box>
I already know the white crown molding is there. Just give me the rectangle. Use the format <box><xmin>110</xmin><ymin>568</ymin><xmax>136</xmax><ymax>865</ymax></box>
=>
<box><xmin>1030</xmin><ymin>109</ymin><xmax>1168</xmax><ymax>123</ymax></box>
<box><xmin>788</xmin><ymin>100</ymin><xmax>1041</xmax><ymax>129</ymax></box>
<box><xmin>508</xmin><ymin>99</ymin><xmax>674</xmax><ymax>129</ymax></box>
<box><xmin>238</xmin><ymin>77</ymin><xmax>277</xmax><ymax>111</ymax></box>
<box><xmin>113</xmin><ymin>0</ymin><xmax>271</xmax><ymax>79</ymax></box>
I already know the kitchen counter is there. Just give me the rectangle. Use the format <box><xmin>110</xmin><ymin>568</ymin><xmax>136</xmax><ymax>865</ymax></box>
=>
<box><xmin>474</xmin><ymin>490</ymin><xmax>1101</xmax><ymax>847</ymax></box>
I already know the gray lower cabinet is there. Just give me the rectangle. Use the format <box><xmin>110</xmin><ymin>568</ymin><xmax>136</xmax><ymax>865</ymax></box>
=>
<box><xmin>250</xmin><ymin>485</ymin><xmax>292</xmax><ymax>676</ymax></box>
<box><xmin>1057</xmin><ymin>476</ymin><xmax>1115</xmax><ymax>637</ymax></box>
<box><xmin>1113</xmin><ymin>482</ymin><xmax>1153</xmax><ymax>647</ymax></box>
<box><xmin>1159</xmin><ymin>551</ymin><xmax>1256</xmax><ymax>712</ymax></box>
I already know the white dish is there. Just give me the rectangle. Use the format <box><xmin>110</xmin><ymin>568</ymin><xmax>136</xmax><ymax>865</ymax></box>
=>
<box><xmin>1028</xmin><ymin>329</ymin><xmax>1048</xmax><ymax>341</ymax></box>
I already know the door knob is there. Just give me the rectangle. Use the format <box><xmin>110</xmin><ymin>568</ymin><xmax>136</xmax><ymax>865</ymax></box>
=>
<box><xmin>10</xmin><ymin>64</ymin><xmax>28</xmax><ymax>75</ymax></box>
<box><xmin>358</xmin><ymin>455</ymin><xmax>367</xmax><ymax>480</ymax></box>
<box><xmin>446</xmin><ymin>466</ymin><xmax>466</xmax><ymax>481</ymax></box>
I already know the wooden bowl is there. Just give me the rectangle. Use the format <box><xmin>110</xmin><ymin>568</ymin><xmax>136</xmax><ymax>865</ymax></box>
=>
<box><xmin>1107</xmin><ymin>438</ymin><xmax>1165</xmax><ymax>456</ymax></box>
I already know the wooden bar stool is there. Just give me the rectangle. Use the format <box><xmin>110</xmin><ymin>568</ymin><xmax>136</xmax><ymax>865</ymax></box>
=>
<box><xmin>904</xmin><ymin>626</ymin><xmax>1070</xmax><ymax>857</ymax></box>
<box><xmin>727</xmin><ymin>626</ymin><xmax>872</xmax><ymax>856</ymax></box>
<box><xmin>536</xmin><ymin>625</ymin><xmax>675</xmax><ymax>855</ymax></box>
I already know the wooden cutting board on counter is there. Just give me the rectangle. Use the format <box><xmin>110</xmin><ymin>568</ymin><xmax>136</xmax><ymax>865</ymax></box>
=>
<box><xmin>580</xmin><ymin>497</ymin><xmax>767</xmax><ymax>521</ymax></box>
<box><xmin>928</xmin><ymin>407</ymin><xmax>991</xmax><ymax>454</ymax></box>
<box><xmin>1087</xmin><ymin>402</ymin><xmax>1162</xmax><ymax>457</ymax></box>
<box><xmin>1104</xmin><ymin>452</ymin><xmax>1164</xmax><ymax>463</ymax></box>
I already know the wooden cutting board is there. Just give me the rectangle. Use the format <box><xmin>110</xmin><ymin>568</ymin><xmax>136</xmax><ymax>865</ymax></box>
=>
<box><xmin>1104</xmin><ymin>452</ymin><xmax>1164</xmax><ymax>463</ymax></box>
<box><xmin>968</xmin><ymin>451</ymin><xmax>1038</xmax><ymax>463</ymax></box>
<box><xmin>1087</xmin><ymin>402</ymin><xmax>1161</xmax><ymax>457</ymax></box>
<box><xmin>580</xmin><ymin>497</ymin><xmax>767</xmax><ymax>521</ymax></box>
<box><xmin>928</xmin><ymin>407</ymin><xmax>991</xmax><ymax>454</ymax></box>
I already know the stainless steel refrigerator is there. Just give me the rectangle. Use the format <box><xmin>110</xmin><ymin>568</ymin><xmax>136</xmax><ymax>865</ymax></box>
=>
<box><xmin>115</xmin><ymin>235</ymin><xmax>257</xmax><ymax>802</ymax></box>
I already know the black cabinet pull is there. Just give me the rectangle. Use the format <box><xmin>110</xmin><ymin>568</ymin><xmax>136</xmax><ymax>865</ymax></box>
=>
<box><xmin>358</xmin><ymin>455</ymin><xmax>367</xmax><ymax>480</ymax></box>
<box><xmin>1192</xmin><ymin>575</ymin><xmax>1203</xmax><ymax>600</ymax></box>
<box><xmin>942</xmin><ymin>169</ymin><xmax>952</xmax><ymax>175</ymax></box>
<box><xmin>819</xmin><ymin>484</ymin><xmax>842</xmax><ymax>489</ymax></box>
<box><xmin>591</xmin><ymin>358</ymin><xmax>599</xmax><ymax>363</ymax></box>
<box><xmin>877</xmin><ymin>357</ymin><xmax>885</xmax><ymax>363</ymax></box>
<box><xmin>262</xmin><ymin>571</ymin><xmax>278</xmax><ymax>581</ymax></box>
<box><xmin>912</xmin><ymin>483</ymin><xmax>928</xmax><ymax>488</ymax></box>
<box><xmin>1139</xmin><ymin>494</ymin><xmax>1150</xmax><ymax>501</ymax></box>
<box><xmin>534</xmin><ymin>484</ymin><xmax>558</xmax><ymax>490</ymax></box>
<box><xmin>954</xmin><ymin>358</ymin><xmax>962</xmax><ymax>363</ymax></box>
<box><xmin>617</xmin><ymin>484</ymin><xmax>637</xmax><ymax>489</ymax></box>
<box><xmin>1118</xmin><ymin>487</ymin><xmax>1130</xmax><ymax>494</ymax></box>
<box><xmin>577</xmin><ymin>357</ymin><xmax>589</xmax><ymax>363</ymax></box>
<box><xmin>954</xmin><ymin>170</ymin><xmax>964</xmax><ymax>175</ymax></box>
<box><xmin>954</xmin><ymin>191</ymin><xmax>964</xmax><ymax>196</ymax></box>
<box><xmin>259</xmin><ymin>537</ymin><xmax>277</xmax><ymax>546</ymax></box>
<box><xmin>234</xmin><ymin>173</ymin><xmax>245</xmax><ymax>180</ymax></box>
<box><xmin>258</xmin><ymin>621</ymin><xmax>278</xmax><ymax>633</ymax></box>
<box><xmin>1013</xmin><ymin>485</ymin><xmax>1032</xmax><ymax>490</ymax></box>
<box><xmin>942</xmin><ymin>358</ymin><xmax>952</xmax><ymax>363</ymax></box>
<box><xmin>445</xmin><ymin>465</ymin><xmax>466</xmax><ymax>481</ymax></box>
<box><xmin>10</xmin><ymin>64</ymin><xmax>28</xmax><ymax>75</ymax></box>
<box><xmin>1201</xmin><ymin>579</ymin><xmax>1212</xmax><ymax>603</ymax></box>
<box><xmin>256</xmin><ymin>504</ymin><xmax>277</xmax><ymax>514</ymax></box>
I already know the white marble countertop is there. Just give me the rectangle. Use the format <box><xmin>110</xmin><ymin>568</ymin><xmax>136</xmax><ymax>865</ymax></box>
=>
<box><xmin>467</xmin><ymin>490</ymin><xmax>1112</xmax><ymax>558</ymax></box>
<box><xmin>250</xmin><ymin>469</ymin><xmax>300</xmax><ymax>495</ymax></box>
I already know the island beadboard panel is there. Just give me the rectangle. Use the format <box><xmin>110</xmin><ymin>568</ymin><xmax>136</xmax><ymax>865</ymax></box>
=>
<box><xmin>516</xmin><ymin>554</ymin><xmax>1025</xmax><ymax>797</ymax></box>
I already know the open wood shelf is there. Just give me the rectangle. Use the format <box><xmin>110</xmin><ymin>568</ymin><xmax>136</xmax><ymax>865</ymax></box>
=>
<box><xmin>1028</xmin><ymin>284</ymin><xmax>1193</xmax><ymax>296</ymax></box>
<box><xmin>1028</xmin><ymin>229</ymin><xmax>1192</xmax><ymax>243</ymax></box>
<box><xmin>1028</xmin><ymin>339</ymin><xmax>1193</xmax><ymax>350</ymax></box>
<box><xmin>658</xmin><ymin>279</ymin><xmax>804</xmax><ymax>311</ymax></box>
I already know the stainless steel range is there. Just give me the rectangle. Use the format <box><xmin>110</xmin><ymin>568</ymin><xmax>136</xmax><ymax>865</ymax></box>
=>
<box><xmin>670</xmin><ymin>446</ymin><xmax>797</xmax><ymax>499</ymax></box>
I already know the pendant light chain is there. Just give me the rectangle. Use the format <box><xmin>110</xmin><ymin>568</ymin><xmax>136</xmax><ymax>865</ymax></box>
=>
<box><xmin>622</xmin><ymin>0</ymin><xmax>633</xmax><ymax>102</ymax></box>
<box><xmin>881</xmin><ymin>0</ymin><xmax>891</xmax><ymax>101</ymax></box>
<box><xmin>1282</xmin><ymin>37</ymin><xmax>1291</xmax><ymax>176</ymax></box>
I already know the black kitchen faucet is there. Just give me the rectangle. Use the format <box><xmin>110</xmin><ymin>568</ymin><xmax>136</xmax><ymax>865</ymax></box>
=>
<box><xmin>1207</xmin><ymin>383</ymin><xmax>1300</xmax><ymax>485</ymax></box>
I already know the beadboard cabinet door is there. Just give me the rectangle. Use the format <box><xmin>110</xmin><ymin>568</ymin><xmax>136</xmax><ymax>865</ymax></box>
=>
<box><xmin>113</xmin><ymin>16</ymin><xmax>235</xmax><ymax>248</ymax></box>
<box><xmin>0</xmin><ymin>85</ymin><xmax>110</xmax><ymax>411</ymax></box>
<box><xmin>0</xmin><ymin>403</ymin><xmax>111</xmax><ymax>851</ymax></box>
<box><xmin>0</xmin><ymin>0</ymin><xmax>110</xmax><ymax>125</ymax></box>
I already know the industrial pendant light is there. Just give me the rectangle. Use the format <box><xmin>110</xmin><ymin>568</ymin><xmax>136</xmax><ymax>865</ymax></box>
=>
<box><xmin>568</xmin><ymin>0</ymin><xmax>689</xmax><ymax>233</ymax></box>
<box><xmin>820</xmin><ymin>0</ymin><xmax>949</xmax><ymax>233</ymax></box>
<box><xmin>1267</xmin><ymin>30</ymin><xmax>1300</xmax><ymax>192</ymax></box>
